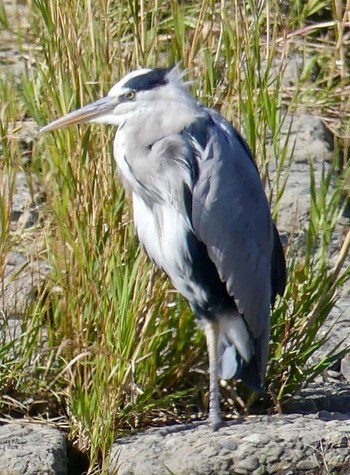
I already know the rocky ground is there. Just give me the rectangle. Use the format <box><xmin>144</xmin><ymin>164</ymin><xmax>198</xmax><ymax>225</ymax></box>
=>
<box><xmin>111</xmin><ymin>411</ymin><xmax>350</xmax><ymax>475</ymax></box>
<box><xmin>1</xmin><ymin>2</ymin><xmax>350</xmax><ymax>474</ymax></box>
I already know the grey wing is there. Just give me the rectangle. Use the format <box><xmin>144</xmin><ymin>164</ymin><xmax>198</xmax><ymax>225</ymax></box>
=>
<box><xmin>191</xmin><ymin>110</ymin><xmax>277</xmax><ymax>344</ymax></box>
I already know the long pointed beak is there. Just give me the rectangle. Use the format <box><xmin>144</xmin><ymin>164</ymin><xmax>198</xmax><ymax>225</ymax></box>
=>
<box><xmin>40</xmin><ymin>96</ymin><xmax>118</xmax><ymax>133</ymax></box>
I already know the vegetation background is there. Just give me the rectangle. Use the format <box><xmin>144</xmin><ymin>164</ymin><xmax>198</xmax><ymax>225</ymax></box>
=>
<box><xmin>0</xmin><ymin>0</ymin><xmax>349</xmax><ymax>472</ymax></box>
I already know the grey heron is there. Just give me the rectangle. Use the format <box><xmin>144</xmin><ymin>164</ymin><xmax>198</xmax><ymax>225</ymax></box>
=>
<box><xmin>41</xmin><ymin>66</ymin><xmax>286</xmax><ymax>430</ymax></box>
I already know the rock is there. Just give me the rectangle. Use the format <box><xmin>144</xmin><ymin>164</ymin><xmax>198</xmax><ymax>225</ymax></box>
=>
<box><xmin>262</xmin><ymin>51</ymin><xmax>318</xmax><ymax>89</ymax></box>
<box><xmin>109</xmin><ymin>413</ymin><xmax>350</xmax><ymax>475</ymax></box>
<box><xmin>341</xmin><ymin>354</ymin><xmax>350</xmax><ymax>381</ymax></box>
<box><xmin>0</xmin><ymin>251</ymin><xmax>50</xmax><ymax>316</ymax></box>
<box><xmin>279</xmin><ymin>113</ymin><xmax>333</xmax><ymax>164</ymax></box>
<box><xmin>0</xmin><ymin>171</ymin><xmax>41</xmax><ymax>230</ymax></box>
<box><xmin>269</xmin><ymin>113</ymin><xmax>334</xmax><ymax>235</ymax></box>
<box><xmin>0</xmin><ymin>131</ymin><xmax>46</xmax><ymax>318</ymax></box>
<box><xmin>0</xmin><ymin>120</ymin><xmax>38</xmax><ymax>165</ymax></box>
<box><xmin>284</xmin><ymin>382</ymin><xmax>350</xmax><ymax>413</ymax></box>
<box><xmin>314</xmin><ymin>297</ymin><xmax>350</xmax><ymax>361</ymax></box>
<box><xmin>0</xmin><ymin>1</ymin><xmax>30</xmax><ymax>79</ymax></box>
<box><xmin>0</xmin><ymin>423</ymin><xmax>67</xmax><ymax>475</ymax></box>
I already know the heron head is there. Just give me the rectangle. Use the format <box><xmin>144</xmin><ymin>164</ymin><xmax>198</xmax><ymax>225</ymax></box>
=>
<box><xmin>40</xmin><ymin>66</ymin><xmax>193</xmax><ymax>132</ymax></box>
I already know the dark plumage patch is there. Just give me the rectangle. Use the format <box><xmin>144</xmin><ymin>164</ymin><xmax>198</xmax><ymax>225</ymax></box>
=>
<box><xmin>230</xmin><ymin>127</ymin><xmax>258</xmax><ymax>170</ymax></box>
<box><xmin>182</xmin><ymin>184</ymin><xmax>193</xmax><ymax>224</ymax></box>
<box><xmin>237</xmin><ymin>352</ymin><xmax>264</xmax><ymax>392</ymax></box>
<box><xmin>270</xmin><ymin>224</ymin><xmax>287</xmax><ymax>304</ymax></box>
<box><xmin>184</xmin><ymin>231</ymin><xmax>237</xmax><ymax>319</ymax></box>
<box><xmin>124</xmin><ymin>67</ymin><xmax>171</xmax><ymax>92</ymax></box>
<box><xmin>182</xmin><ymin>114</ymin><xmax>215</xmax><ymax>151</ymax></box>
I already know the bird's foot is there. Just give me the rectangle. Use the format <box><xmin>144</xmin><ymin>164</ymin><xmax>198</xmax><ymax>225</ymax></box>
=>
<box><xmin>208</xmin><ymin>414</ymin><xmax>223</xmax><ymax>432</ymax></box>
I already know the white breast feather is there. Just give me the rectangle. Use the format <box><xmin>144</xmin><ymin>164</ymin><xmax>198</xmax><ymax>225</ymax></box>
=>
<box><xmin>133</xmin><ymin>194</ymin><xmax>208</xmax><ymax>307</ymax></box>
<box><xmin>132</xmin><ymin>193</ymin><xmax>162</xmax><ymax>265</ymax></box>
<box><xmin>114</xmin><ymin>136</ymin><xmax>138</xmax><ymax>188</ymax></box>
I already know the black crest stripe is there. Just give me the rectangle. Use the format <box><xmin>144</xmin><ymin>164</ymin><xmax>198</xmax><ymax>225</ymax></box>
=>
<box><xmin>124</xmin><ymin>67</ymin><xmax>172</xmax><ymax>92</ymax></box>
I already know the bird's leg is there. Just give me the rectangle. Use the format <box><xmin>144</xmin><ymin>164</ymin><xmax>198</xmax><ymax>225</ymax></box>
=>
<box><xmin>204</xmin><ymin>320</ymin><xmax>222</xmax><ymax>431</ymax></box>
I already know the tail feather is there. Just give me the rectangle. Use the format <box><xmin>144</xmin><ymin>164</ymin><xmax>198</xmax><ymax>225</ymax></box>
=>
<box><xmin>217</xmin><ymin>313</ymin><xmax>265</xmax><ymax>392</ymax></box>
<box><xmin>219</xmin><ymin>345</ymin><xmax>239</xmax><ymax>380</ymax></box>
<box><xmin>238</xmin><ymin>355</ymin><xmax>264</xmax><ymax>393</ymax></box>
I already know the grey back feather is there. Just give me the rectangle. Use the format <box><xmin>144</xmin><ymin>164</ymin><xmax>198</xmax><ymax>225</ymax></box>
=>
<box><xmin>190</xmin><ymin>109</ymin><xmax>279</xmax><ymax>374</ymax></box>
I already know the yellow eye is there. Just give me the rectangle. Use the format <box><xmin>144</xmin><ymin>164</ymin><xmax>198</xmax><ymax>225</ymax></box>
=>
<box><xmin>126</xmin><ymin>90</ymin><xmax>135</xmax><ymax>100</ymax></box>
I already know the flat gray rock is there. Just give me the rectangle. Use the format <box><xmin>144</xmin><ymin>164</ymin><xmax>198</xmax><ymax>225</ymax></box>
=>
<box><xmin>110</xmin><ymin>412</ymin><xmax>350</xmax><ymax>475</ymax></box>
<box><xmin>279</xmin><ymin>113</ymin><xmax>333</xmax><ymax>164</ymax></box>
<box><xmin>0</xmin><ymin>1</ymin><xmax>30</xmax><ymax>79</ymax></box>
<box><xmin>0</xmin><ymin>172</ymin><xmax>41</xmax><ymax>230</ymax></box>
<box><xmin>0</xmin><ymin>423</ymin><xmax>67</xmax><ymax>475</ymax></box>
<box><xmin>316</xmin><ymin>297</ymin><xmax>350</xmax><ymax>359</ymax></box>
<box><xmin>269</xmin><ymin>112</ymin><xmax>333</xmax><ymax>235</ymax></box>
<box><xmin>285</xmin><ymin>382</ymin><xmax>350</xmax><ymax>413</ymax></box>
<box><xmin>0</xmin><ymin>251</ymin><xmax>50</xmax><ymax>316</ymax></box>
